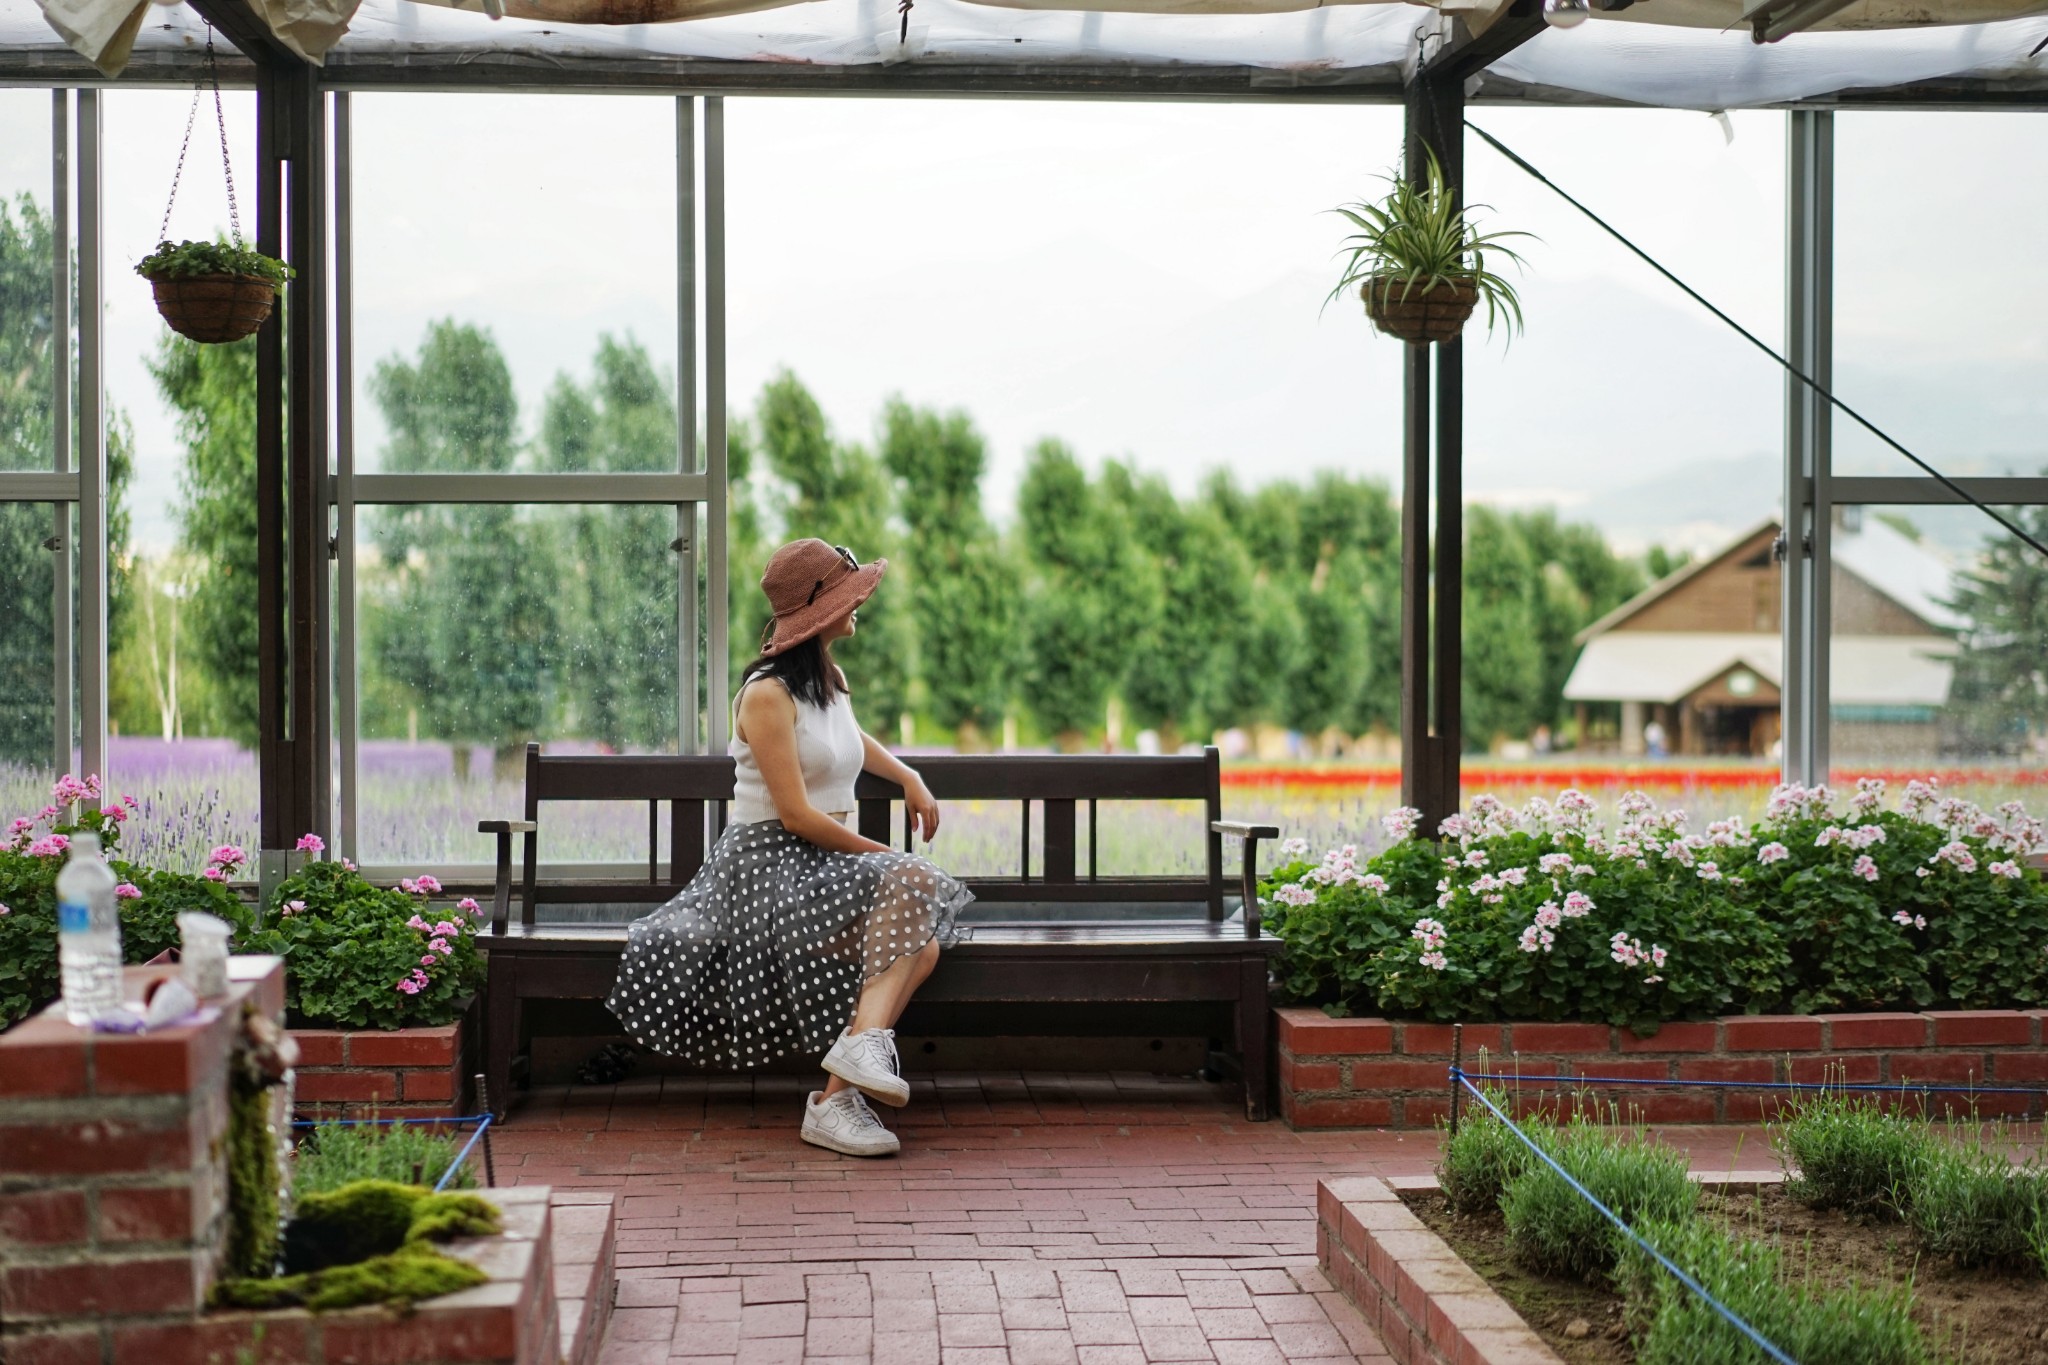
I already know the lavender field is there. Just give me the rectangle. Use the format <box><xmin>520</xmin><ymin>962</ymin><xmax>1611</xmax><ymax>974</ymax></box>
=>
<box><xmin>7</xmin><ymin>741</ymin><xmax>2040</xmax><ymax>878</ymax></box>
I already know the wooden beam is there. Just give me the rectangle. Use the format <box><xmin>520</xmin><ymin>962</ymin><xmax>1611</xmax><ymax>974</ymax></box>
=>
<box><xmin>1414</xmin><ymin>0</ymin><xmax>1548</xmax><ymax>87</ymax></box>
<box><xmin>183</xmin><ymin>0</ymin><xmax>303</xmax><ymax>67</ymax></box>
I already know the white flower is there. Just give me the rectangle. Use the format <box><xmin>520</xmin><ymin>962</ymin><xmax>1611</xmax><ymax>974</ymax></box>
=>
<box><xmin>1273</xmin><ymin>883</ymin><xmax>1317</xmax><ymax>907</ymax></box>
<box><xmin>1382</xmin><ymin>807</ymin><xmax>1423</xmax><ymax>841</ymax></box>
<box><xmin>1279</xmin><ymin>837</ymin><xmax>1310</xmax><ymax>860</ymax></box>
<box><xmin>1697</xmin><ymin>862</ymin><xmax>1722</xmax><ymax>881</ymax></box>
<box><xmin>1852</xmin><ymin>854</ymin><xmax>1879</xmax><ymax>883</ymax></box>
<box><xmin>1418</xmin><ymin>950</ymin><xmax>1449</xmax><ymax>971</ymax></box>
<box><xmin>1361</xmin><ymin>874</ymin><xmax>1388</xmax><ymax>894</ymax></box>
<box><xmin>1989</xmin><ymin>860</ymin><xmax>2022</xmax><ymax>880</ymax></box>
<box><xmin>1561</xmin><ymin>891</ymin><xmax>1595</xmax><ymax>918</ymax></box>
<box><xmin>1757</xmin><ymin>842</ymin><xmax>1789</xmax><ymax>865</ymax></box>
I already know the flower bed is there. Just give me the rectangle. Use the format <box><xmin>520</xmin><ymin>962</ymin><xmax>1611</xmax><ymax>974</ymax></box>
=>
<box><xmin>1262</xmin><ymin>779</ymin><xmax>2048</xmax><ymax>1028</ymax></box>
<box><xmin>1322</xmin><ymin>1093</ymin><xmax>2048</xmax><ymax>1365</ymax></box>
<box><xmin>0</xmin><ymin>775</ymin><xmax>254</xmax><ymax>1030</ymax></box>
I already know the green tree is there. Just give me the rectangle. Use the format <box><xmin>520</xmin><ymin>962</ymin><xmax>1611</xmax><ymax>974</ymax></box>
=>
<box><xmin>879</xmin><ymin>397</ymin><xmax>1015</xmax><ymax>746</ymax></box>
<box><xmin>1461</xmin><ymin>505</ymin><xmax>1543</xmax><ymax>750</ymax></box>
<box><xmin>1509</xmin><ymin>509</ymin><xmax>1645</xmax><ymax>734</ymax></box>
<box><xmin>153</xmin><ymin>333</ymin><xmax>257</xmax><ymax>742</ymax></box>
<box><xmin>366</xmin><ymin>321</ymin><xmax>555</xmax><ymax>762</ymax></box>
<box><xmin>2</xmin><ymin>195</ymin><xmax>133</xmax><ymax>762</ymax></box>
<box><xmin>1946</xmin><ymin>502</ymin><xmax>2048</xmax><ymax>755</ymax></box>
<box><xmin>535</xmin><ymin>335</ymin><xmax>678</xmax><ymax>751</ymax></box>
<box><xmin>752</xmin><ymin>370</ymin><xmax>913</xmax><ymax>733</ymax></box>
<box><xmin>1016</xmin><ymin>442</ymin><xmax>1155</xmax><ymax>747</ymax></box>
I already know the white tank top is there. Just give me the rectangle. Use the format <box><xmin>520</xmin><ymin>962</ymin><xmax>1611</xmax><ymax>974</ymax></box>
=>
<box><xmin>730</xmin><ymin>677</ymin><xmax>865</xmax><ymax>826</ymax></box>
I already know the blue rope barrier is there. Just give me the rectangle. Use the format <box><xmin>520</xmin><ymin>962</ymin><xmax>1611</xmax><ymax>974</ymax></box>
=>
<box><xmin>1450</xmin><ymin>1071</ymin><xmax>1801</xmax><ymax>1365</ymax></box>
<box><xmin>433</xmin><ymin>1115</ymin><xmax>494</xmax><ymax>1193</ymax></box>
<box><xmin>1457</xmin><ymin>1073</ymin><xmax>2046</xmax><ymax>1099</ymax></box>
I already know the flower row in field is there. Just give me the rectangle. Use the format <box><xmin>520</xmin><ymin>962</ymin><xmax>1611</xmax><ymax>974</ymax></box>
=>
<box><xmin>1261</xmin><ymin>776</ymin><xmax>2048</xmax><ymax>1025</ymax></box>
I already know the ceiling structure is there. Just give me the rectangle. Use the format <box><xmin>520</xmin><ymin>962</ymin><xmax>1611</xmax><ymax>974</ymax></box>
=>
<box><xmin>3</xmin><ymin>0</ymin><xmax>2046</xmax><ymax>105</ymax></box>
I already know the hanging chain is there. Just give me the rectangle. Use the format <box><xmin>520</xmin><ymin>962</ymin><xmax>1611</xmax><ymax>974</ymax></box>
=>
<box><xmin>155</xmin><ymin>25</ymin><xmax>243</xmax><ymax>249</ymax></box>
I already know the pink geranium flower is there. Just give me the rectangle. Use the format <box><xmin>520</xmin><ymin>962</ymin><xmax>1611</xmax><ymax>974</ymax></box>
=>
<box><xmin>428</xmin><ymin>937</ymin><xmax>451</xmax><ymax>954</ymax></box>
<box><xmin>420</xmin><ymin>954</ymin><xmax>437</xmax><ymax>967</ymax></box>
<box><xmin>114</xmin><ymin>882</ymin><xmax>141</xmax><ymax>900</ymax></box>
<box><xmin>296</xmin><ymin>833</ymin><xmax>325</xmax><ymax>855</ymax></box>
<box><xmin>27</xmin><ymin>834</ymin><xmax>69</xmax><ymax>859</ymax></box>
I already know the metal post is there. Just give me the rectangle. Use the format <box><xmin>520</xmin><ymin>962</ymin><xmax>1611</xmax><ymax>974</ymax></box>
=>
<box><xmin>1782</xmin><ymin>110</ymin><xmax>1834</xmax><ymax>786</ymax></box>
<box><xmin>676</xmin><ymin>96</ymin><xmax>699</xmax><ymax>755</ymax></box>
<box><xmin>299</xmin><ymin>74</ymin><xmax>333</xmax><ymax>848</ymax></box>
<box><xmin>51</xmin><ymin>90</ymin><xmax>73</xmax><ymax>779</ymax></box>
<box><xmin>705</xmin><ymin>97</ymin><xmax>729</xmax><ymax>755</ymax></box>
<box><xmin>335</xmin><ymin>91</ymin><xmax>359</xmax><ymax>858</ymax></box>
<box><xmin>255</xmin><ymin>61</ymin><xmax>289</xmax><ymax>862</ymax></box>
<box><xmin>76</xmin><ymin>90</ymin><xmax>106</xmax><ymax>790</ymax></box>
<box><xmin>1398</xmin><ymin>74</ymin><xmax>1464</xmax><ymax>831</ymax></box>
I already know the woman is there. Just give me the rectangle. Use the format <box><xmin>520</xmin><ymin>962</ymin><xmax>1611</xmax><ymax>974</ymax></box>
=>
<box><xmin>607</xmin><ymin>538</ymin><xmax>972</xmax><ymax>1157</ymax></box>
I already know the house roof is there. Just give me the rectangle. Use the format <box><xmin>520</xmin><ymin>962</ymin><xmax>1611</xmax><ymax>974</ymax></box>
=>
<box><xmin>1573</xmin><ymin>515</ymin><xmax>1960</xmax><ymax>647</ymax></box>
<box><xmin>1562</xmin><ymin>631</ymin><xmax>1955</xmax><ymax>708</ymax></box>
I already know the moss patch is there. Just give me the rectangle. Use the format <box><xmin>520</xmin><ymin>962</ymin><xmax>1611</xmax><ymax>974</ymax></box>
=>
<box><xmin>218</xmin><ymin>1179</ymin><xmax>503</xmax><ymax>1313</ymax></box>
<box><xmin>223</xmin><ymin>1080</ymin><xmax>281</xmax><ymax>1278</ymax></box>
<box><xmin>211</xmin><ymin>1243</ymin><xmax>488</xmax><ymax>1312</ymax></box>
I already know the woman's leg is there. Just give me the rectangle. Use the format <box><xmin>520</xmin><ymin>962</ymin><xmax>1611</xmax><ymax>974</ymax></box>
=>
<box><xmin>822</xmin><ymin>938</ymin><xmax>940</xmax><ymax>1097</ymax></box>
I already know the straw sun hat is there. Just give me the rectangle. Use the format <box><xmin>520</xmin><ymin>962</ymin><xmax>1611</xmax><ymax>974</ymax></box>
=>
<box><xmin>758</xmin><ymin>538</ymin><xmax>888</xmax><ymax>657</ymax></box>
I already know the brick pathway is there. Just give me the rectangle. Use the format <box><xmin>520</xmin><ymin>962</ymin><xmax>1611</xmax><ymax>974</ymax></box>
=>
<box><xmin>492</xmin><ymin>1072</ymin><xmax>1773</xmax><ymax>1365</ymax></box>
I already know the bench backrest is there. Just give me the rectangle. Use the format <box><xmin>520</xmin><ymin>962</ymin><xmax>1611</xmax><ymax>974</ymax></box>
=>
<box><xmin>856</xmin><ymin>750</ymin><xmax>1225</xmax><ymax>920</ymax></box>
<box><xmin>508</xmin><ymin>744</ymin><xmax>1225</xmax><ymax>926</ymax></box>
<box><xmin>516</xmin><ymin>743</ymin><xmax>736</xmax><ymax>925</ymax></box>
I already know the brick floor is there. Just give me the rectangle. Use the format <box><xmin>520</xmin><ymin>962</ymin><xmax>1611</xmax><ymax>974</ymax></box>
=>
<box><xmin>491</xmin><ymin>1071</ymin><xmax>1777</xmax><ymax>1365</ymax></box>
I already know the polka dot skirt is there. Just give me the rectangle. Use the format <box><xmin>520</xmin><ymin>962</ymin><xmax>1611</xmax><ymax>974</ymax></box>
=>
<box><xmin>606</xmin><ymin>820</ymin><xmax>973</xmax><ymax>1069</ymax></box>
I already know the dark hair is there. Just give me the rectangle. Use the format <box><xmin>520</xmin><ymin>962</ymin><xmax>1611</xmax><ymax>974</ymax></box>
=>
<box><xmin>740</xmin><ymin>634</ymin><xmax>845</xmax><ymax>710</ymax></box>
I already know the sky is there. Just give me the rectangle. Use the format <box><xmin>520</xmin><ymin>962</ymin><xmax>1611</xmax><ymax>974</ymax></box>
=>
<box><xmin>2</xmin><ymin>84</ymin><xmax>2043</xmax><ymax>562</ymax></box>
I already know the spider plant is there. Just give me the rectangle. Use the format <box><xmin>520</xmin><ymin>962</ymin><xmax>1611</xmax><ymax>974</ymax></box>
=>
<box><xmin>1329</xmin><ymin>148</ymin><xmax>1533</xmax><ymax>339</ymax></box>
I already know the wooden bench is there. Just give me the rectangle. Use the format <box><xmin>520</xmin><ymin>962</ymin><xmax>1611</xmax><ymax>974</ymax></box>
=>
<box><xmin>477</xmin><ymin>743</ymin><xmax>1283</xmax><ymax>1120</ymax></box>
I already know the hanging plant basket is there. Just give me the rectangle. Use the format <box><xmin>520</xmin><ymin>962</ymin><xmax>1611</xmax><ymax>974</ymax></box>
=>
<box><xmin>1361</xmin><ymin>275</ymin><xmax>1480</xmax><ymax>345</ymax></box>
<box><xmin>147</xmin><ymin>270</ymin><xmax>278</xmax><ymax>344</ymax></box>
<box><xmin>135</xmin><ymin>27</ymin><xmax>289</xmax><ymax>347</ymax></box>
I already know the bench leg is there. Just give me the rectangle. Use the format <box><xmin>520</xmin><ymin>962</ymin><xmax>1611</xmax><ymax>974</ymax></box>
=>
<box><xmin>1238</xmin><ymin>958</ymin><xmax>1272</xmax><ymax>1122</ymax></box>
<box><xmin>485</xmin><ymin>956</ymin><xmax>518</xmax><ymax>1122</ymax></box>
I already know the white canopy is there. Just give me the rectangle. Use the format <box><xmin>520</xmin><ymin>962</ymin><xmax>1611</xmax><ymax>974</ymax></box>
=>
<box><xmin>9</xmin><ymin>0</ymin><xmax>2048</xmax><ymax>104</ymax></box>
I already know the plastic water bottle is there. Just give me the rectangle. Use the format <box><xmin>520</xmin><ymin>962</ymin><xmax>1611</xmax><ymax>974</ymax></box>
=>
<box><xmin>57</xmin><ymin>831</ymin><xmax>123</xmax><ymax>1026</ymax></box>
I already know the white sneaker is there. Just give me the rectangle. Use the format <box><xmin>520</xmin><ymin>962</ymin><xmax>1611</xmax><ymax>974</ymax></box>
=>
<box><xmin>801</xmin><ymin>1089</ymin><xmax>901</xmax><ymax>1158</ymax></box>
<box><xmin>822</xmin><ymin>1027</ymin><xmax>910</xmax><ymax>1107</ymax></box>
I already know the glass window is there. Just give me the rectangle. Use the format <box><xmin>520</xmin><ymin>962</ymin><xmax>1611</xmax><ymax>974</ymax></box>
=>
<box><xmin>1</xmin><ymin>501</ymin><xmax>66</xmax><ymax>794</ymax></box>
<box><xmin>1828</xmin><ymin>502</ymin><xmax>2048</xmax><ymax>815</ymax></box>
<box><xmin>1</xmin><ymin>89</ymin><xmax>55</xmax><ymax>474</ymax></box>
<box><xmin>348</xmin><ymin>93</ymin><xmax>679</xmax><ymax>473</ymax></box>
<box><xmin>355</xmin><ymin>501</ymin><xmax>683</xmax><ymax>865</ymax></box>
<box><xmin>1835</xmin><ymin>114</ymin><xmax>2048</xmax><ymax>479</ymax></box>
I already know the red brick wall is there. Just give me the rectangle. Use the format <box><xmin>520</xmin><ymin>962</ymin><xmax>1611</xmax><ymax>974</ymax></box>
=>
<box><xmin>0</xmin><ymin>959</ymin><xmax>289</xmax><ymax>1363</ymax></box>
<box><xmin>289</xmin><ymin>1020</ymin><xmax>467</xmax><ymax>1120</ymax></box>
<box><xmin>1276</xmin><ymin>1007</ymin><xmax>2048</xmax><ymax>1129</ymax></box>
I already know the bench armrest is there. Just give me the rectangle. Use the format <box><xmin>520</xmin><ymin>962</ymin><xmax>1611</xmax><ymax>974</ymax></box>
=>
<box><xmin>1210</xmin><ymin>821</ymin><xmax>1283</xmax><ymax>938</ymax></box>
<box><xmin>476</xmin><ymin>820</ymin><xmax>538</xmax><ymax>934</ymax></box>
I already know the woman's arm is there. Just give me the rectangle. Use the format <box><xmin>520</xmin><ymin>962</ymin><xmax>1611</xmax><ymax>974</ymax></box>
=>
<box><xmin>738</xmin><ymin>681</ymin><xmax>891</xmax><ymax>855</ymax></box>
<box><xmin>860</xmin><ymin>732</ymin><xmax>941</xmax><ymax>842</ymax></box>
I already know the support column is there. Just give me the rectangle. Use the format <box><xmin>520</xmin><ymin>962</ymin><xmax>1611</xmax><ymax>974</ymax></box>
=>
<box><xmin>51</xmin><ymin>91</ymin><xmax>73</xmax><ymax>778</ymax></box>
<box><xmin>1398</xmin><ymin>74</ymin><xmax>1465</xmax><ymax>832</ymax></box>
<box><xmin>705</xmin><ymin>97</ymin><xmax>730</xmax><ymax>755</ymax></box>
<box><xmin>255</xmin><ymin>63</ymin><xmax>331</xmax><ymax>869</ymax></box>
<box><xmin>1781</xmin><ymin>110</ymin><xmax>1833</xmax><ymax>787</ymax></box>
<box><xmin>76</xmin><ymin>90</ymin><xmax>106</xmax><ymax>788</ymax></box>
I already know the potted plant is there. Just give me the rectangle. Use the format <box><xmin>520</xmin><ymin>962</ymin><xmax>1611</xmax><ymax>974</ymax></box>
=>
<box><xmin>1330</xmin><ymin>149</ymin><xmax>1530</xmax><ymax>346</ymax></box>
<box><xmin>135</xmin><ymin>238</ymin><xmax>292</xmax><ymax>345</ymax></box>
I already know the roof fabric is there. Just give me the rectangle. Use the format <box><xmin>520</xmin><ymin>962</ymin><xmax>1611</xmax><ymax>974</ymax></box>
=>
<box><xmin>6</xmin><ymin>0</ymin><xmax>2048</xmax><ymax>101</ymax></box>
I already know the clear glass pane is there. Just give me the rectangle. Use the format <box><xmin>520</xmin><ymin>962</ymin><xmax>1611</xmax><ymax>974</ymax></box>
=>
<box><xmin>349</xmin><ymin>93</ymin><xmax>679</xmax><ymax>473</ymax></box>
<box><xmin>1835</xmin><ymin>113</ymin><xmax>2048</xmax><ymax>478</ymax></box>
<box><xmin>1828</xmin><ymin>503</ymin><xmax>2048</xmax><ymax>816</ymax></box>
<box><xmin>1</xmin><ymin>90</ymin><xmax>55</xmax><ymax>473</ymax></box>
<box><xmin>1</xmin><ymin>502</ymin><xmax>61</xmax><ymax>791</ymax></box>
<box><xmin>355</xmin><ymin>502</ymin><xmax>681</xmax><ymax>864</ymax></box>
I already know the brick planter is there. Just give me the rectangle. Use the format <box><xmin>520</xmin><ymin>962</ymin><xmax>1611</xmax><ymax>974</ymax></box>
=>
<box><xmin>290</xmin><ymin>994</ymin><xmax>479</xmax><ymax>1120</ymax></box>
<box><xmin>0</xmin><ymin>959</ymin><xmax>609</xmax><ymax>1365</ymax></box>
<box><xmin>1277</xmin><ymin>1007</ymin><xmax>2048</xmax><ymax>1129</ymax></box>
<box><xmin>1316</xmin><ymin>1175</ymin><xmax>1559</xmax><ymax>1365</ymax></box>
